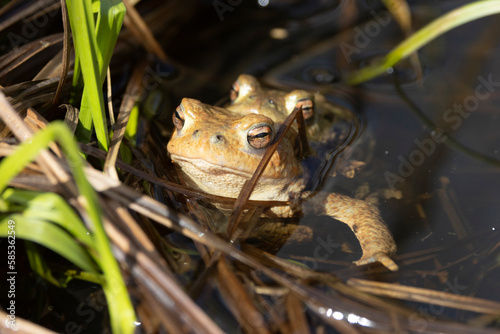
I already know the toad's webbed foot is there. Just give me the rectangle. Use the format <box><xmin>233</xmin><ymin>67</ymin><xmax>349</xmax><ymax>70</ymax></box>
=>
<box><xmin>354</xmin><ymin>251</ymin><xmax>398</xmax><ymax>272</ymax></box>
<box><xmin>302</xmin><ymin>191</ymin><xmax>398</xmax><ymax>271</ymax></box>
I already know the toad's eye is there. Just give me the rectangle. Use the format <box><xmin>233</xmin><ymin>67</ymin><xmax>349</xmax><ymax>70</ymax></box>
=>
<box><xmin>267</xmin><ymin>99</ymin><xmax>277</xmax><ymax>109</ymax></box>
<box><xmin>248</xmin><ymin>124</ymin><xmax>273</xmax><ymax>149</ymax></box>
<box><xmin>296</xmin><ymin>98</ymin><xmax>314</xmax><ymax>120</ymax></box>
<box><xmin>172</xmin><ymin>105</ymin><xmax>185</xmax><ymax>130</ymax></box>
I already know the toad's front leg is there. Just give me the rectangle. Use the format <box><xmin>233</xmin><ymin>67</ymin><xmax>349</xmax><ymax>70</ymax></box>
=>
<box><xmin>302</xmin><ymin>192</ymin><xmax>398</xmax><ymax>271</ymax></box>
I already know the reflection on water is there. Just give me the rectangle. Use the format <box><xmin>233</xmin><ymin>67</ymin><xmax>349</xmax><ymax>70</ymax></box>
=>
<box><xmin>319</xmin><ymin>307</ymin><xmax>375</xmax><ymax>328</ymax></box>
<box><xmin>254</xmin><ymin>2</ymin><xmax>500</xmax><ymax>246</ymax></box>
<box><xmin>158</xmin><ymin>0</ymin><xmax>500</xmax><ymax>331</ymax></box>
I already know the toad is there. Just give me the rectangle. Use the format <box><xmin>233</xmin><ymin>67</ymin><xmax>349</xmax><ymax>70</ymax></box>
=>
<box><xmin>226</xmin><ymin>74</ymin><xmax>365</xmax><ymax>178</ymax></box>
<box><xmin>226</xmin><ymin>74</ymin><xmax>353</xmax><ymax>144</ymax></box>
<box><xmin>167</xmin><ymin>98</ymin><xmax>398</xmax><ymax>271</ymax></box>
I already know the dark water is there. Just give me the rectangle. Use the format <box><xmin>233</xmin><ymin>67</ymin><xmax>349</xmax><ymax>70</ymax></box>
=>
<box><xmin>156</xmin><ymin>0</ymin><xmax>500</xmax><ymax>330</ymax></box>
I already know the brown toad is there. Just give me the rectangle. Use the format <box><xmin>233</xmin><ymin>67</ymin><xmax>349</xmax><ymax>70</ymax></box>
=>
<box><xmin>167</xmin><ymin>98</ymin><xmax>398</xmax><ymax>270</ymax></box>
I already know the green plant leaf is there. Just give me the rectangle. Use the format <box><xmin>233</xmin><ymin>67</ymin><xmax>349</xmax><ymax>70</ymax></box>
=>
<box><xmin>26</xmin><ymin>241</ymin><xmax>105</xmax><ymax>287</ymax></box>
<box><xmin>2</xmin><ymin>188</ymin><xmax>95</xmax><ymax>249</ymax></box>
<box><xmin>26</xmin><ymin>241</ymin><xmax>69</xmax><ymax>287</ymax></box>
<box><xmin>0</xmin><ymin>121</ymin><xmax>136</xmax><ymax>333</ymax></box>
<box><xmin>95</xmin><ymin>0</ymin><xmax>126</xmax><ymax>81</ymax></box>
<box><xmin>64</xmin><ymin>269</ymin><xmax>105</xmax><ymax>284</ymax></box>
<box><xmin>1</xmin><ymin>214</ymin><xmax>98</xmax><ymax>273</ymax></box>
<box><xmin>66</xmin><ymin>0</ymin><xmax>109</xmax><ymax>150</ymax></box>
<box><xmin>125</xmin><ymin>104</ymin><xmax>139</xmax><ymax>143</ymax></box>
<box><xmin>347</xmin><ymin>0</ymin><xmax>500</xmax><ymax>85</ymax></box>
<box><xmin>68</xmin><ymin>0</ymin><xmax>126</xmax><ymax>151</ymax></box>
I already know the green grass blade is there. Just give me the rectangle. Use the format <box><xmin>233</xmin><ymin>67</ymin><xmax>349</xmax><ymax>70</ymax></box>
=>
<box><xmin>76</xmin><ymin>90</ymin><xmax>96</xmax><ymax>145</ymax></box>
<box><xmin>125</xmin><ymin>104</ymin><xmax>139</xmax><ymax>142</ymax></box>
<box><xmin>1</xmin><ymin>214</ymin><xmax>98</xmax><ymax>273</ymax></box>
<box><xmin>347</xmin><ymin>0</ymin><xmax>500</xmax><ymax>85</ymax></box>
<box><xmin>95</xmin><ymin>0</ymin><xmax>126</xmax><ymax>81</ymax></box>
<box><xmin>64</xmin><ymin>269</ymin><xmax>105</xmax><ymax>285</ymax></box>
<box><xmin>67</xmin><ymin>0</ymin><xmax>126</xmax><ymax>151</ymax></box>
<box><xmin>2</xmin><ymin>188</ymin><xmax>95</xmax><ymax>249</ymax></box>
<box><xmin>26</xmin><ymin>242</ymin><xmax>105</xmax><ymax>287</ymax></box>
<box><xmin>66</xmin><ymin>0</ymin><xmax>109</xmax><ymax>150</ymax></box>
<box><xmin>26</xmin><ymin>241</ymin><xmax>71</xmax><ymax>287</ymax></box>
<box><xmin>0</xmin><ymin>121</ymin><xmax>136</xmax><ymax>333</ymax></box>
<box><xmin>69</xmin><ymin>43</ymin><xmax>83</xmax><ymax>106</ymax></box>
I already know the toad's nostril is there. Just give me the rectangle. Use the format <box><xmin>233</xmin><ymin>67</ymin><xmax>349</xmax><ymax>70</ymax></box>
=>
<box><xmin>210</xmin><ymin>134</ymin><xmax>225</xmax><ymax>144</ymax></box>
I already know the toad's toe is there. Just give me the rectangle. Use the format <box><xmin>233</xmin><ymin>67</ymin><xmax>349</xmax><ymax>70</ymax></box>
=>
<box><xmin>354</xmin><ymin>253</ymin><xmax>398</xmax><ymax>271</ymax></box>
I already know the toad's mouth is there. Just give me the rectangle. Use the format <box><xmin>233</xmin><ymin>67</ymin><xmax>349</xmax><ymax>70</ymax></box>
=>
<box><xmin>170</xmin><ymin>154</ymin><xmax>259</xmax><ymax>179</ymax></box>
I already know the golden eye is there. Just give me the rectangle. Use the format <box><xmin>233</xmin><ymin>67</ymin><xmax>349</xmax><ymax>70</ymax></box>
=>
<box><xmin>172</xmin><ymin>105</ymin><xmax>185</xmax><ymax>130</ymax></box>
<box><xmin>248</xmin><ymin>124</ymin><xmax>273</xmax><ymax>149</ymax></box>
<box><xmin>297</xmin><ymin>98</ymin><xmax>314</xmax><ymax>120</ymax></box>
